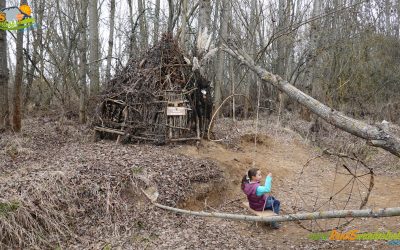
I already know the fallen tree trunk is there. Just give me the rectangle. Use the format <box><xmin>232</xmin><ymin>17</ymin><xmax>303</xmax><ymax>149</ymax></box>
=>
<box><xmin>222</xmin><ymin>45</ymin><xmax>400</xmax><ymax>158</ymax></box>
<box><xmin>155</xmin><ymin>202</ymin><xmax>400</xmax><ymax>223</ymax></box>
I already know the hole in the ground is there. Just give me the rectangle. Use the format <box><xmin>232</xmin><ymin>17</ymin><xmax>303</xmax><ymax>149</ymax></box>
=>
<box><xmin>178</xmin><ymin>180</ymin><xmax>228</xmax><ymax>211</ymax></box>
<box><xmin>240</xmin><ymin>134</ymin><xmax>271</xmax><ymax>146</ymax></box>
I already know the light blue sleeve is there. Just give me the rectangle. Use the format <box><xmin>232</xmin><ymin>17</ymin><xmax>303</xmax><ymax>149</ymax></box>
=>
<box><xmin>256</xmin><ymin>176</ymin><xmax>272</xmax><ymax>196</ymax></box>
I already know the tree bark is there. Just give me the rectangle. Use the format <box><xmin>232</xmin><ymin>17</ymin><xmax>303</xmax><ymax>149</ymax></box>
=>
<box><xmin>309</xmin><ymin>0</ymin><xmax>323</xmax><ymax>99</ymax></box>
<box><xmin>198</xmin><ymin>0</ymin><xmax>211</xmax><ymax>34</ymax></box>
<box><xmin>153</xmin><ymin>0</ymin><xmax>160</xmax><ymax>44</ymax></box>
<box><xmin>105</xmin><ymin>0</ymin><xmax>115</xmax><ymax>82</ymax></box>
<box><xmin>89</xmin><ymin>0</ymin><xmax>100</xmax><ymax>95</ymax></box>
<box><xmin>24</xmin><ymin>0</ymin><xmax>44</xmax><ymax>107</ymax></box>
<box><xmin>12</xmin><ymin>0</ymin><xmax>27</xmax><ymax>132</ymax></box>
<box><xmin>385</xmin><ymin>0</ymin><xmax>391</xmax><ymax>36</ymax></box>
<box><xmin>396</xmin><ymin>0</ymin><xmax>400</xmax><ymax>38</ymax></box>
<box><xmin>223</xmin><ymin>46</ymin><xmax>400</xmax><ymax>158</ymax></box>
<box><xmin>214</xmin><ymin>0</ymin><xmax>229</xmax><ymax>111</ymax></box>
<box><xmin>138</xmin><ymin>0</ymin><xmax>148</xmax><ymax>50</ymax></box>
<box><xmin>154</xmin><ymin>201</ymin><xmax>400</xmax><ymax>223</ymax></box>
<box><xmin>0</xmin><ymin>0</ymin><xmax>9</xmax><ymax>130</ymax></box>
<box><xmin>244</xmin><ymin>0</ymin><xmax>258</xmax><ymax>119</ymax></box>
<box><xmin>79</xmin><ymin>0</ymin><xmax>89</xmax><ymax>124</ymax></box>
<box><xmin>179</xmin><ymin>0</ymin><xmax>188</xmax><ymax>50</ymax></box>
<box><xmin>167</xmin><ymin>0</ymin><xmax>174</xmax><ymax>33</ymax></box>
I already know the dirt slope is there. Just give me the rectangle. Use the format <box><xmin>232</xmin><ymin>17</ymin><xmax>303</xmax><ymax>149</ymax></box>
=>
<box><xmin>175</xmin><ymin>120</ymin><xmax>400</xmax><ymax>249</ymax></box>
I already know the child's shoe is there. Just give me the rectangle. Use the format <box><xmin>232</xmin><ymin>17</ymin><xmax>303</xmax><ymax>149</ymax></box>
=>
<box><xmin>270</xmin><ymin>221</ymin><xmax>280</xmax><ymax>229</ymax></box>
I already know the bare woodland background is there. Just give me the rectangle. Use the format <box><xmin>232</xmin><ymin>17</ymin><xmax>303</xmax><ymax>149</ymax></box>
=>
<box><xmin>0</xmin><ymin>0</ymin><xmax>400</xmax><ymax>131</ymax></box>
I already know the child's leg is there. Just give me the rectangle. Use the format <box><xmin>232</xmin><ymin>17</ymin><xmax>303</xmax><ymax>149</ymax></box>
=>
<box><xmin>265</xmin><ymin>197</ymin><xmax>281</xmax><ymax>229</ymax></box>
<box><xmin>264</xmin><ymin>197</ymin><xmax>280</xmax><ymax>214</ymax></box>
<box><xmin>272</xmin><ymin>198</ymin><xmax>280</xmax><ymax>214</ymax></box>
<box><xmin>264</xmin><ymin>196</ymin><xmax>275</xmax><ymax>211</ymax></box>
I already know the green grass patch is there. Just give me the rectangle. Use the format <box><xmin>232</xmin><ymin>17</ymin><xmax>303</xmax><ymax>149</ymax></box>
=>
<box><xmin>0</xmin><ymin>201</ymin><xmax>20</xmax><ymax>216</ymax></box>
<box><xmin>131</xmin><ymin>166</ymin><xmax>143</xmax><ymax>174</ymax></box>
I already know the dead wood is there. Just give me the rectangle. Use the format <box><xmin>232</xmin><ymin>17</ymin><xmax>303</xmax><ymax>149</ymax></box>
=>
<box><xmin>94</xmin><ymin>33</ymin><xmax>213</xmax><ymax>143</ymax></box>
<box><xmin>222</xmin><ymin>45</ymin><xmax>400</xmax><ymax>158</ymax></box>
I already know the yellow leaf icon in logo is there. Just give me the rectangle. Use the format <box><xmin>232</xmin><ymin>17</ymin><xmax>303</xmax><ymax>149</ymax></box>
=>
<box><xmin>19</xmin><ymin>4</ymin><xmax>31</xmax><ymax>16</ymax></box>
<box><xmin>0</xmin><ymin>12</ymin><xmax>5</xmax><ymax>22</ymax></box>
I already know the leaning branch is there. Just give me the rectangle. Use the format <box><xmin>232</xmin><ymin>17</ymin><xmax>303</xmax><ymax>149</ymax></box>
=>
<box><xmin>222</xmin><ymin>45</ymin><xmax>400</xmax><ymax>158</ymax></box>
<box><xmin>154</xmin><ymin>202</ymin><xmax>400</xmax><ymax>223</ymax></box>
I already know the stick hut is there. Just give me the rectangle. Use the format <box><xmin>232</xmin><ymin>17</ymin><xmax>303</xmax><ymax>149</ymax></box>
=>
<box><xmin>94</xmin><ymin>34</ymin><xmax>212</xmax><ymax>144</ymax></box>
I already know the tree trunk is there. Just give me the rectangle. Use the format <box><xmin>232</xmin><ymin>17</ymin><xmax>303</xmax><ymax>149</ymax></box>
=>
<box><xmin>24</xmin><ymin>0</ymin><xmax>44</xmax><ymax>107</ymax></box>
<box><xmin>214</xmin><ymin>0</ymin><xmax>229</xmax><ymax>111</ymax></box>
<box><xmin>153</xmin><ymin>201</ymin><xmax>400</xmax><ymax>223</ymax></box>
<box><xmin>211</xmin><ymin>0</ymin><xmax>219</xmax><ymax>42</ymax></box>
<box><xmin>105</xmin><ymin>0</ymin><xmax>115</xmax><ymax>83</ymax></box>
<box><xmin>79</xmin><ymin>0</ymin><xmax>89</xmax><ymax>124</ymax></box>
<box><xmin>127</xmin><ymin>0</ymin><xmax>138</xmax><ymax>59</ymax></box>
<box><xmin>198</xmin><ymin>0</ymin><xmax>211</xmax><ymax>34</ymax></box>
<box><xmin>309</xmin><ymin>0</ymin><xmax>323</xmax><ymax>100</ymax></box>
<box><xmin>138</xmin><ymin>0</ymin><xmax>148</xmax><ymax>50</ymax></box>
<box><xmin>385</xmin><ymin>0</ymin><xmax>391</xmax><ymax>36</ymax></box>
<box><xmin>306</xmin><ymin>0</ymin><xmax>323</xmax><ymax>133</ymax></box>
<box><xmin>396</xmin><ymin>0</ymin><xmax>400</xmax><ymax>38</ymax></box>
<box><xmin>180</xmin><ymin>0</ymin><xmax>188</xmax><ymax>50</ymax></box>
<box><xmin>153</xmin><ymin>0</ymin><xmax>160</xmax><ymax>44</ymax></box>
<box><xmin>0</xmin><ymin>0</ymin><xmax>9</xmax><ymax>130</ymax></box>
<box><xmin>244</xmin><ymin>0</ymin><xmax>258</xmax><ymax>119</ymax></box>
<box><xmin>167</xmin><ymin>0</ymin><xmax>174</xmax><ymax>33</ymax></box>
<box><xmin>89</xmin><ymin>0</ymin><xmax>100</xmax><ymax>95</ymax></box>
<box><xmin>12</xmin><ymin>0</ymin><xmax>27</xmax><ymax>132</ymax></box>
<box><xmin>223</xmin><ymin>46</ymin><xmax>400</xmax><ymax>158</ymax></box>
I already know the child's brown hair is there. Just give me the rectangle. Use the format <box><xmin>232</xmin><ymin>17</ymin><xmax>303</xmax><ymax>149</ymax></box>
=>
<box><xmin>241</xmin><ymin>168</ymin><xmax>259</xmax><ymax>191</ymax></box>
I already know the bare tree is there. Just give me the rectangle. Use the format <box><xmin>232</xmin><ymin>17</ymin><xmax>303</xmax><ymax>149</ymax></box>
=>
<box><xmin>138</xmin><ymin>0</ymin><xmax>148</xmax><ymax>50</ymax></box>
<box><xmin>397</xmin><ymin>0</ymin><xmax>400</xmax><ymax>37</ymax></box>
<box><xmin>167</xmin><ymin>0</ymin><xmax>174</xmax><ymax>33</ymax></box>
<box><xmin>24</xmin><ymin>0</ymin><xmax>45</xmax><ymax>107</ymax></box>
<box><xmin>13</xmin><ymin>0</ymin><xmax>28</xmax><ymax>132</ymax></box>
<box><xmin>0</xmin><ymin>0</ymin><xmax>9</xmax><ymax>130</ymax></box>
<box><xmin>153</xmin><ymin>0</ymin><xmax>161</xmax><ymax>44</ymax></box>
<box><xmin>105</xmin><ymin>0</ymin><xmax>116</xmax><ymax>82</ymax></box>
<box><xmin>214</xmin><ymin>0</ymin><xmax>229</xmax><ymax>110</ymax></box>
<box><xmin>79</xmin><ymin>0</ymin><xmax>89</xmax><ymax>123</ymax></box>
<box><xmin>89</xmin><ymin>0</ymin><xmax>100</xmax><ymax>95</ymax></box>
<box><xmin>198</xmin><ymin>0</ymin><xmax>211</xmax><ymax>34</ymax></box>
<box><xmin>180</xmin><ymin>0</ymin><xmax>188</xmax><ymax>50</ymax></box>
<box><xmin>127</xmin><ymin>0</ymin><xmax>137</xmax><ymax>58</ymax></box>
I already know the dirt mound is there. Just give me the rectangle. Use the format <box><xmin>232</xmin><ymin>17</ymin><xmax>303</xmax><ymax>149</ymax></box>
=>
<box><xmin>0</xmin><ymin>118</ymin><xmax>222</xmax><ymax>249</ymax></box>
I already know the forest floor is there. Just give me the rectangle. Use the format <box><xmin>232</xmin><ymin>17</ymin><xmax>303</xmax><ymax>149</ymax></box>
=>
<box><xmin>0</xmin><ymin>114</ymin><xmax>400</xmax><ymax>249</ymax></box>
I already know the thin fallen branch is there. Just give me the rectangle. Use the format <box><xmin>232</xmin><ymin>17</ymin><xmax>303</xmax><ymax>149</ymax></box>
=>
<box><xmin>222</xmin><ymin>45</ymin><xmax>400</xmax><ymax>158</ymax></box>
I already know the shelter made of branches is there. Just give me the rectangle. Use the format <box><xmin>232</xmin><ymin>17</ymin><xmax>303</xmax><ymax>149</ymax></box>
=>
<box><xmin>94</xmin><ymin>34</ymin><xmax>212</xmax><ymax>144</ymax></box>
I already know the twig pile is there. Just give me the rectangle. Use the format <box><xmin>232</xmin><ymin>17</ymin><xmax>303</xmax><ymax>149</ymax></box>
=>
<box><xmin>94</xmin><ymin>33</ymin><xmax>212</xmax><ymax>143</ymax></box>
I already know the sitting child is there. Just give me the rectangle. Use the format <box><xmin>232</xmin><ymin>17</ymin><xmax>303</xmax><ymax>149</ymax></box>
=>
<box><xmin>241</xmin><ymin>168</ymin><xmax>281</xmax><ymax>229</ymax></box>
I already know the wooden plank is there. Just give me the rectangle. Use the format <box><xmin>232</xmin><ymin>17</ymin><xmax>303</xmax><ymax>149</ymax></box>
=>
<box><xmin>94</xmin><ymin>126</ymin><xmax>125</xmax><ymax>135</ymax></box>
<box><xmin>168</xmin><ymin>137</ymin><xmax>200</xmax><ymax>142</ymax></box>
<box><xmin>167</xmin><ymin>101</ymin><xmax>184</xmax><ymax>107</ymax></box>
<box><xmin>242</xmin><ymin>202</ymin><xmax>277</xmax><ymax>217</ymax></box>
<box><xmin>105</xmin><ymin>98</ymin><xmax>126</xmax><ymax>105</ymax></box>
